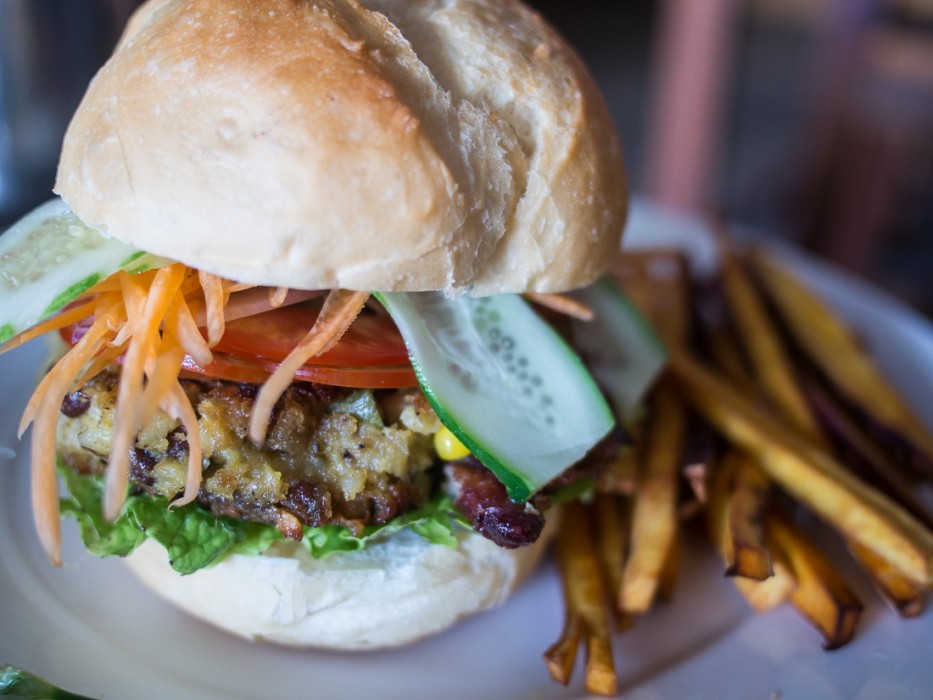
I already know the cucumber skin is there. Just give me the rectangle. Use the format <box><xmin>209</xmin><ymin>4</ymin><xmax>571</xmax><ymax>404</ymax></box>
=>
<box><xmin>0</xmin><ymin>198</ymin><xmax>171</xmax><ymax>342</ymax></box>
<box><xmin>375</xmin><ymin>291</ymin><xmax>615</xmax><ymax>502</ymax></box>
<box><xmin>569</xmin><ymin>277</ymin><xmax>668</xmax><ymax>426</ymax></box>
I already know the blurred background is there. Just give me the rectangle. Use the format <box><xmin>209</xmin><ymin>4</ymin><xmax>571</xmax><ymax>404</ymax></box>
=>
<box><xmin>1</xmin><ymin>0</ymin><xmax>931</xmax><ymax>315</ymax></box>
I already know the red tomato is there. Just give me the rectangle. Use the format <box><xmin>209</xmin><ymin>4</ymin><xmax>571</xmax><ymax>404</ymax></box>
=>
<box><xmin>214</xmin><ymin>301</ymin><xmax>409</xmax><ymax>367</ymax></box>
<box><xmin>179</xmin><ymin>352</ymin><xmax>270</xmax><ymax>384</ymax></box>
<box><xmin>62</xmin><ymin>300</ymin><xmax>419</xmax><ymax>389</ymax></box>
<box><xmin>180</xmin><ymin>352</ymin><xmax>418</xmax><ymax>389</ymax></box>
<box><xmin>260</xmin><ymin>357</ymin><xmax>417</xmax><ymax>389</ymax></box>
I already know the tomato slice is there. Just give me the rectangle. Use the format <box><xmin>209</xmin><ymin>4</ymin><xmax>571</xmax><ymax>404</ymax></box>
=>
<box><xmin>61</xmin><ymin>297</ymin><xmax>418</xmax><ymax>389</ymax></box>
<box><xmin>259</xmin><ymin>357</ymin><xmax>417</xmax><ymax>389</ymax></box>
<box><xmin>180</xmin><ymin>352</ymin><xmax>271</xmax><ymax>384</ymax></box>
<box><xmin>214</xmin><ymin>301</ymin><xmax>409</xmax><ymax>367</ymax></box>
<box><xmin>181</xmin><ymin>351</ymin><xmax>418</xmax><ymax>389</ymax></box>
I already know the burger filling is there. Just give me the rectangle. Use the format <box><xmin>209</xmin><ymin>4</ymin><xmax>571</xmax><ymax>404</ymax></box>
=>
<box><xmin>54</xmin><ymin>367</ymin><xmax>612</xmax><ymax>556</ymax></box>
<box><xmin>56</xmin><ymin>370</ymin><xmax>440</xmax><ymax>538</ymax></box>
<box><xmin>3</xmin><ymin>220</ymin><xmax>657</xmax><ymax>572</ymax></box>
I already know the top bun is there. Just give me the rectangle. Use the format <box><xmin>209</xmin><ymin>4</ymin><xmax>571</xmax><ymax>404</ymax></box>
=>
<box><xmin>56</xmin><ymin>0</ymin><xmax>626</xmax><ymax>295</ymax></box>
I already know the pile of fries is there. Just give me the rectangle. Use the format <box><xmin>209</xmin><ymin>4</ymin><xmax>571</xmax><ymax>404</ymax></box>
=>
<box><xmin>545</xmin><ymin>237</ymin><xmax>933</xmax><ymax>696</ymax></box>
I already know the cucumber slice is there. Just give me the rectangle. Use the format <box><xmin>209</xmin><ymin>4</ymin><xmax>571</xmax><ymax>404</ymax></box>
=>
<box><xmin>375</xmin><ymin>291</ymin><xmax>615</xmax><ymax>502</ymax></box>
<box><xmin>569</xmin><ymin>277</ymin><xmax>668</xmax><ymax>425</ymax></box>
<box><xmin>0</xmin><ymin>198</ymin><xmax>171</xmax><ymax>342</ymax></box>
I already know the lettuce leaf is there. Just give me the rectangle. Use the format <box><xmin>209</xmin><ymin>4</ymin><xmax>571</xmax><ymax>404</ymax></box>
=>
<box><xmin>59</xmin><ymin>466</ymin><xmax>467</xmax><ymax>575</ymax></box>
<box><xmin>0</xmin><ymin>664</ymin><xmax>95</xmax><ymax>699</ymax></box>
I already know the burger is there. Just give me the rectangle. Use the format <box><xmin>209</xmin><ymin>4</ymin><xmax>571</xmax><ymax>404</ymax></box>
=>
<box><xmin>0</xmin><ymin>0</ymin><xmax>661</xmax><ymax>650</ymax></box>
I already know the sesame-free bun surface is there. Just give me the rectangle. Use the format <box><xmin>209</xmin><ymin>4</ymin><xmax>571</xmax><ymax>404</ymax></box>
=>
<box><xmin>123</xmin><ymin>517</ymin><xmax>556</xmax><ymax>649</ymax></box>
<box><xmin>55</xmin><ymin>0</ymin><xmax>626</xmax><ymax>295</ymax></box>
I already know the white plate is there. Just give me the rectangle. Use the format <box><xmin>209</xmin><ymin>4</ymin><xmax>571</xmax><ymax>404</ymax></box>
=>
<box><xmin>1</xmin><ymin>201</ymin><xmax>932</xmax><ymax>699</ymax></box>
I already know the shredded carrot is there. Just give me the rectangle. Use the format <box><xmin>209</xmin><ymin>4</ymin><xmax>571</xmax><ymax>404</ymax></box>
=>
<box><xmin>140</xmin><ymin>341</ymin><xmax>186</xmax><ymax>428</ymax></box>
<box><xmin>26</xmin><ymin>314</ymin><xmax>115</xmax><ymax>564</ymax></box>
<box><xmin>104</xmin><ymin>264</ymin><xmax>187</xmax><ymax>521</ymax></box>
<box><xmin>73</xmin><ymin>344</ymin><xmax>126</xmax><ymax>390</ymax></box>
<box><xmin>178</xmin><ymin>270</ymin><xmax>203</xmax><ymax>297</ymax></box>
<box><xmin>525</xmin><ymin>292</ymin><xmax>594</xmax><ymax>322</ymax></box>
<box><xmin>165</xmin><ymin>382</ymin><xmax>202</xmax><ymax>507</ymax></box>
<box><xmin>19</xmin><ymin>306</ymin><xmax>120</xmax><ymax>436</ymax></box>
<box><xmin>110</xmin><ymin>272</ymin><xmax>150</xmax><ymax>347</ymax></box>
<box><xmin>249</xmin><ymin>290</ymin><xmax>369</xmax><ymax>444</ymax></box>
<box><xmin>0</xmin><ymin>299</ymin><xmax>95</xmax><ymax>356</ymax></box>
<box><xmin>199</xmin><ymin>270</ymin><xmax>226</xmax><ymax>346</ymax></box>
<box><xmin>20</xmin><ymin>260</ymin><xmax>371</xmax><ymax>565</ymax></box>
<box><xmin>167</xmin><ymin>297</ymin><xmax>213</xmax><ymax>368</ymax></box>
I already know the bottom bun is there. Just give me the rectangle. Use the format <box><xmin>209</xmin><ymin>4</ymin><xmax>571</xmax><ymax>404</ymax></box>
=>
<box><xmin>124</xmin><ymin>513</ymin><xmax>558</xmax><ymax>650</ymax></box>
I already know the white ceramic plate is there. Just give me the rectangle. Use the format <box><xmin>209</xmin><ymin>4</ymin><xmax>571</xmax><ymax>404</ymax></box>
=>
<box><xmin>1</xmin><ymin>201</ymin><xmax>931</xmax><ymax>699</ymax></box>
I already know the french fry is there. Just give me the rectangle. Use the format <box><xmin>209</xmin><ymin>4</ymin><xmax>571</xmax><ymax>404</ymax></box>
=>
<box><xmin>619</xmin><ymin>383</ymin><xmax>686</xmax><ymax>613</ymax></box>
<box><xmin>543</xmin><ymin>242</ymin><xmax>932</xmax><ymax>693</ymax></box>
<box><xmin>544</xmin><ymin>612</ymin><xmax>583</xmax><ymax>687</ymax></box>
<box><xmin>593</xmin><ymin>494</ymin><xmax>634</xmax><ymax>631</ymax></box>
<box><xmin>719</xmin><ymin>249</ymin><xmax>827</xmax><ymax>448</ymax></box>
<box><xmin>729</xmin><ymin>456</ymin><xmax>773</xmax><ymax>580</ymax></box>
<box><xmin>848</xmin><ymin>540</ymin><xmax>925</xmax><ymax>617</ymax></box>
<box><xmin>807</xmin><ymin>384</ymin><xmax>933</xmax><ymax>531</ymax></box>
<box><xmin>669</xmin><ymin>350</ymin><xmax>933</xmax><ymax>588</ymax></box>
<box><xmin>766</xmin><ymin>510</ymin><xmax>863</xmax><ymax>650</ymax></box>
<box><xmin>545</xmin><ymin>502</ymin><xmax>619</xmax><ymax>696</ymax></box>
<box><xmin>749</xmin><ymin>249</ymin><xmax>933</xmax><ymax>471</ymax></box>
<box><xmin>599</xmin><ymin>443</ymin><xmax>639</xmax><ymax>495</ymax></box>
<box><xmin>703</xmin><ymin>317</ymin><xmax>754</xmax><ymax>391</ymax></box>
<box><xmin>708</xmin><ymin>451</ymin><xmax>773</xmax><ymax>581</ymax></box>
<box><xmin>733</xmin><ymin>560</ymin><xmax>797</xmax><ymax>612</ymax></box>
<box><xmin>693</xmin><ymin>272</ymin><xmax>756</xmax><ymax>390</ymax></box>
<box><xmin>613</xmin><ymin>250</ymin><xmax>690</xmax><ymax>349</ymax></box>
<box><xmin>656</xmin><ymin>525</ymin><xmax>681</xmax><ymax>603</ymax></box>
<box><xmin>706</xmin><ymin>449</ymin><xmax>795</xmax><ymax>609</ymax></box>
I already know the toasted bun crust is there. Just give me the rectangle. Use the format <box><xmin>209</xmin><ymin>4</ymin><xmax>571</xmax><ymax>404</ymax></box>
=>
<box><xmin>55</xmin><ymin>0</ymin><xmax>626</xmax><ymax>295</ymax></box>
<box><xmin>123</xmin><ymin>517</ymin><xmax>557</xmax><ymax>649</ymax></box>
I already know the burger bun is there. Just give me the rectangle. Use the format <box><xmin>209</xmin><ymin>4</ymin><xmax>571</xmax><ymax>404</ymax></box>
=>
<box><xmin>123</xmin><ymin>514</ymin><xmax>557</xmax><ymax>650</ymax></box>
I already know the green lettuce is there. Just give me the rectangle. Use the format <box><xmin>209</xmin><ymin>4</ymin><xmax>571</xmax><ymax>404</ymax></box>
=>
<box><xmin>0</xmin><ymin>664</ymin><xmax>95</xmax><ymax>699</ymax></box>
<box><xmin>59</xmin><ymin>466</ymin><xmax>467</xmax><ymax>576</ymax></box>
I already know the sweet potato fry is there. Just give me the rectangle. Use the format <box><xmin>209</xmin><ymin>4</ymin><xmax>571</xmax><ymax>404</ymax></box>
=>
<box><xmin>706</xmin><ymin>450</ymin><xmax>793</xmax><ymax>609</ymax></box>
<box><xmin>766</xmin><ymin>510</ymin><xmax>863</xmax><ymax>650</ymax></box>
<box><xmin>730</xmin><ymin>455</ymin><xmax>773</xmax><ymax>580</ymax></box>
<box><xmin>612</xmin><ymin>250</ymin><xmax>690</xmax><ymax>349</ymax></box>
<box><xmin>733</xmin><ymin>560</ymin><xmax>797</xmax><ymax>612</ymax></box>
<box><xmin>544</xmin><ymin>612</ymin><xmax>583</xmax><ymax>687</ymax></box>
<box><xmin>807</xmin><ymin>384</ymin><xmax>933</xmax><ymax>531</ymax></box>
<box><xmin>848</xmin><ymin>540</ymin><xmax>925</xmax><ymax>617</ymax></box>
<box><xmin>719</xmin><ymin>249</ymin><xmax>827</xmax><ymax>448</ymax></box>
<box><xmin>593</xmin><ymin>494</ymin><xmax>634</xmax><ymax>631</ymax></box>
<box><xmin>619</xmin><ymin>383</ymin><xmax>686</xmax><ymax>613</ymax></box>
<box><xmin>708</xmin><ymin>451</ymin><xmax>773</xmax><ymax>581</ymax></box>
<box><xmin>599</xmin><ymin>443</ymin><xmax>639</xmax><ymax>495</ymax></box>
<box><xmin>546</xmin><ymin>502</ymin><xmax>618</xmax><ymax>696</ymax></box>
<box><xmin>669</xmin><ymin>350</ymin><xmax>933</xmax><ymax>588</ymax></box>
<box><xmin>656</xmin><ymin>525</ymin><xmax>681</xmax><ymax>603</ymax></box>
<box><xmin>749</xmin><ymin>249</ymin><xmax>933</xmax><ymax>472</ymax></box>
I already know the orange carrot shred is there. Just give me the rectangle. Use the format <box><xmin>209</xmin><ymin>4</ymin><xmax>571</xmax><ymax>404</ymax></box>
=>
<box><xmin>19</xmin><ymin>308</ymin><xmax>118</xmax><ymax>436</ymax></box>
<box><xmin>165</xmin><ymin>382</ymin><xmax>203</xmax><ymax>507</ymax></box>
<box><xmin>104</xmin><ymin>264</ymin><xmax>186</xmax><ymax>521</ymax></box>
<box><xmin>169</xmin><ymin>297</ymin><xmax>213</xmax><ymax>367</ymax></box>
<box><xmin>199</xmin><ymin>270</ymin><xmax>226</xmax><ymax>346</ymax></box>
<box><xmin>28</xmin><ymin>324</ymin><xmax>111</xmax><ymax>564</ymax></box>
<box><xmin>269</xmin><ymin>286</ymin><xmax>289</xmax><ymax>307</ymax></box>
<box><xmin>249</xmin><ymin>289</ymin><xmax>369</xmax><ymax>444</ymax></box>
<box><xmin>525</xmin><ymin>292</ymin><xmax>595</xmax><ymax>322</ymax></box>
<box><xmin>0</xmin><ymin>299</ymin><xmax>95</xmax><ymax>356</ymax></box>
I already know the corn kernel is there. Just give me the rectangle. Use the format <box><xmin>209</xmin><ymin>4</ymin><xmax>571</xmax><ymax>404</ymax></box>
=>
<box><xmin>434</xmin><ymin>425</ymin><xmax>471</xmax><ymax>461</ymax></box>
